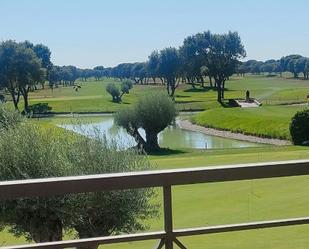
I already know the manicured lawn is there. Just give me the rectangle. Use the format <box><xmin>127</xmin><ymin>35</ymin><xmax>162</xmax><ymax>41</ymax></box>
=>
<box><xmin>2</xmin><ymin>146</ymin><xmax>309</xmax><ymax>249</ymax></box>
<box><xmin>193</xmin><ymin>105</ymin><xmax>308</xmax><ymax>140</ymax></box>
<box><xmin>3</xmin><ymin>74</ymin><xmax>306</xmax><ymax>113</ymax></box>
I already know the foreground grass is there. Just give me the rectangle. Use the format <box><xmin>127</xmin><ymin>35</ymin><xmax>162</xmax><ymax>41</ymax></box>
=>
<box><xmin>2</xmin><ymin>146</ymin><xmax>309</xmax><ymax>248</ymax></box>
<box><xmin>193</xmin><ymin>105</ymin><xmax>308</xmax><ymax>140</ymax></box>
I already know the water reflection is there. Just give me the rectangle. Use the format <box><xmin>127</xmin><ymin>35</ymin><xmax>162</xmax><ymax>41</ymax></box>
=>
<box><xmin>59</xmin><ymin>116</ymin><xmax>262</xmax><ymax>150</ymax></box>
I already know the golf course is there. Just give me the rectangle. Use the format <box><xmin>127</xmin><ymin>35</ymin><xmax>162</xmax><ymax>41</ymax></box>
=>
<box><xmin>1</xmin><ymin>73</ymin><xmax>309</xmax><ymax>249</ymax></box>
<box><xmin>1</xmin><ymin>4</ymin><xmax>309</xmax><ymax>247</ymax></box>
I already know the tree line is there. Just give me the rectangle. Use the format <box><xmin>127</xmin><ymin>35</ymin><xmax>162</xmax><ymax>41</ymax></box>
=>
<box><xmin>238</xmin><ymin>55</ymin><xmax>309</xmax><ymax>79</ymax></box>
<box><xmin>1</xmin><ymin>32</ymin><xmax>309</xmax><ymax>113</ymax></box>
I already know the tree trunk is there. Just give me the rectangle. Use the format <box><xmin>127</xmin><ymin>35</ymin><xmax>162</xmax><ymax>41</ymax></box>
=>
<box><xmin>9</xmin><ymin>90</ymin><xmax>19</xmax><ymax>111</ymax></box>
<box><xmin>145</xmin><ymin>130</ymin><xmax>160</xmax><ymax>152</ymax></box>
<box><xmin>215</xmin><ymin>79</ymin><xmax>223</xmax><ymax>103</ymax></box>
<box><xmin>21</xmin><ymin>88</ymin><xmax>30</xmax><ymax>113</ymax></box>
<box><xmin>209</xmin><ymin>76</ymin><xmax>213</xmax><ymax>88</ymax></box>
<box><xmin>221</xmin><ymin>80</ymin><xmax>226</xmax><ymax>100</ymax></box>
<box><xmin>166</xmin><ymin>82</ymin><xmax>170</xmax><ymax>95</ymax></box>
<box><xmin>31</xmin><ymin>218</ymin><xmax>63</xmax><ymax>243</ymax></box>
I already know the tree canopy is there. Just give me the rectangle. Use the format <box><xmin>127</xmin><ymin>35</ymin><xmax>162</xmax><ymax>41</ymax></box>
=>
<box><xmin>0</xmin><ymin>40</ymin><xmax>46</xmax><ymax>112</ymax></box>
<box><xmin>115</xmin><ymin>92</ymin><xmax>177</xmax><ymax>152</ymax></box>
<box><xmin>0</xmin><ymin>113</ymin><xmax>157</xmax><ymax>244</ymax></box>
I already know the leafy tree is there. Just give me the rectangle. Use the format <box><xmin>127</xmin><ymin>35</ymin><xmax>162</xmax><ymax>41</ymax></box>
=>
<box><xmin>280</xmin><ymin>55</ymin><xmax>302</xmax><ymax>78</ymax></box>
<box><xmin>0</xmin><ymin>118</ymin><xmax>157</xmax><ymax>246</ymax></box>
<box><xmin>179</xmin><ymin>31</ymin><xmax>245</xmax><ymax>102</ymax></box>
<box><xmin>106</xmin><ymin>81</ymin><xmax>133</xmax><ymax>103</ymax></box>
<box><xmin>180</xmin><ymin>35</ymin><xmax>206</xmax><ymax>87</ymax></box>
<box><xmin>115</xmin><ymin>92</ymin><xmax>177</xmax><ymax>152</ymax></box>
<box><xmin>147</xmin><ymin>50</ymin><xmax>162</xmax><ymax>84</ymax></box>
<box><xmin>290</xmin><ymin>109</ymin><xmax>309</xmax><ymax>145</ymax></box>
<box><xmin>148</xmin><ymin>48</ymin><xmax>181</xmax><ymax>96</ymax></box>
<box><xmin>106</xmin><ymin>83</ymin><xmax>121</xmax><ymax>102</ymax></box>
<box><xmin>0</xmin><ymin>40</ymin><xmax>45</xmax><ymax>112</ymax></box>
<box><xmin>205</xmin><ymin>32</ymin><xmax>246</xmax><ymax>102</ymax></box>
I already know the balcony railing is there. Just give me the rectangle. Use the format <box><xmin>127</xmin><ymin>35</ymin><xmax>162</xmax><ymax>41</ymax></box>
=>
<box><xmin>1</xmin><ymin>159</ymin><xmax>309</xmax><ymax>249</ymax></box>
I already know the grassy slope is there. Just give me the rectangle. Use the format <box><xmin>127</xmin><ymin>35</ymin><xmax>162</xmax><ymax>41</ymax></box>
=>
<box><xmin>3</xmin><ymin>146</ymin><xmax>309</xmax><ymax>248</ymax></box>
<box><xmin>193</xmin><ymin>105</ymin><xmax>308</xmax><ymax>140</ymax></box>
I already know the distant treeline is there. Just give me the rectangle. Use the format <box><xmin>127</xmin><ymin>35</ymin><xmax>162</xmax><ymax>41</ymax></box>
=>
<box><xmin>1</xmin><ymin>32</ymin><xmax>308</xmax><ymax>113</ymax></box>
<box><xmin>237</xmin><ymin>55</ymin><xmax>309</xmax><ymax>79</ymax></box>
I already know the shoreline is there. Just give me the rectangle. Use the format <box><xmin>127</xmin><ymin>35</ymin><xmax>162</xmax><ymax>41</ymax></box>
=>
<box><xmin>32</xmin><ymin>110</ymin><xmax>201</xmax><ymax>118</ymax></box>
<box><xmin>178</xmin><ymin>120</ymin><xmax>291</xmax><ymax>146</ymax></box>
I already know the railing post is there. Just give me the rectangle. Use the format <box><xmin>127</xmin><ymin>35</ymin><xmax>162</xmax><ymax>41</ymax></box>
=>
<box><xmin>163</xmin><ymin>185</ymin><xmax>173</xmax><ymax>249</ymax></box>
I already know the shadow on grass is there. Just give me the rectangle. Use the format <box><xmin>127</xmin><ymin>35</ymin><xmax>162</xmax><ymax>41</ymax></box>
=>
<box><xmin>183</xmin><ymin>87</ymin><xmax>214</xmax><ymax>93</ymax></box>
<box><xmin>108</xmin><ymin>100</ymin><xmax>131</xmax><ymax>105</ymax></box>
<box><xmin>175</xmin><ymin>95</ymin><xmax>191</xmax><ymax>98</ymax></box>
<box><xmin>175</xmin><ymin>100</ymin><xmax>203</xmax><ymax>104</ymax></box>
<box><xmin>184</xmin><ymin>87</ymin><xmax>235</xmax><ymax>93</ymax></box>
<box><xmin>147</xmin><ymin>148</ymin><xmax>187</xmax><ymax>157</ymax></box>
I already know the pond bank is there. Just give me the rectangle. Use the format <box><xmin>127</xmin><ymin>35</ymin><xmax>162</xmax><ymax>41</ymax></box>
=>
<box><xmin>178</xmin><ymin>120</ymin><xmax>291</xmax><ymax>146</ymax></box>
<box><xmin>33</xmin><ymin>111</ymin><xmax>201</xmax><ymax>118</ymax></box>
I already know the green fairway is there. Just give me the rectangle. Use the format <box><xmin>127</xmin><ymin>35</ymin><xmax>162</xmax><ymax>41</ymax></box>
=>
<box><xmin>4</xmin><ymin>74</ymin><xmax>305</xmax><ymax>113</ymax></box>
<box><xmin>193</xmin><ymin>105</ymin><xmax>308</xmax><ymax>140</ymax></box>
<box><xmin>2</xmin><ymin>145</ymin><xmax>309</xmax><ymax>248</ymax></box>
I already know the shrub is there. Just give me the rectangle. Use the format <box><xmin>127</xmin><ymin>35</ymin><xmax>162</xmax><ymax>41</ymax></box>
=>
<box><xmin>290</xmin><ymin>109</ymin><xmax>309</xmax><ymax>145</ymax></box>
<box><xmin>0</xmin><ymin>122</ymin><xmax>157</xmax><ymax>243</ymax></box>
<box><xmin>0</xmin><ymin>104</ymin><xmax>23</xmax><ymax>131</ymax></box>
<box><xmin>28</xmin><ymin>103</ymin><xmax>52</xmax><ymax>114</ymax></box>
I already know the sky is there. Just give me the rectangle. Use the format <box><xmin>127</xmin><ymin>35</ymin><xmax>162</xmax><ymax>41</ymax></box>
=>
<box><xmin>1</xmin><ymin>0</ymin><xmax>309</xmax><ymax>68</ymax></box>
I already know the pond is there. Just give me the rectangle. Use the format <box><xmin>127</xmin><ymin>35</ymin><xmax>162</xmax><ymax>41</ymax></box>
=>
<box><xmin>56</xmin><ymin>115</ymin><xmax>263</xmax><ymax>150</ymax></box>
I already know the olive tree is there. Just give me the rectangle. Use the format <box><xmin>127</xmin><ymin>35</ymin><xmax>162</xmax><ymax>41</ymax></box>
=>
<box><xmin>106</xmin><ymin>81</ymin><xmax>133</xmax><ymax>103</ymax></box>
<box><xmin>0</xmin><ymin>113</ymin><xmax>157</xmax><ymax>246</ymax></box>
<box><xmin>115</xmin><ymin>92</ymin><xmax>177</xmax><ymax>152</ymax></box>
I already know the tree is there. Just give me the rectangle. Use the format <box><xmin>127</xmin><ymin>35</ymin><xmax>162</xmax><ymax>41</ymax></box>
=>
<box><xmin>205</xmin><ymin>32</ymin><xmax>246</xmax><ymax>102</ymax></box>
<box><xmin>106</xmin><ymin>81</ymin><xmax>133</xmax><ymax>103</ymax></box>
<box><xmin>0</xmin><ymin>40</ymin><xmax>46</xmax><ymax>112</ymax></box>
<box><xmin>180</xmin><ymin>35</ymin><xmax>206</xmax><ymax>88</ymax></box>
<box><xmin>115</xmin><ymin>92</ymin><xmax>177</xmax><ymax>152</ymax></box>
<box><xmin>148</xmin><ymin>48</ymin><xmax>181</xmax><ymax>97</ymax></box>
<box><xmin>147</xmin><ymin>50</ymin><xmax>162</xmax><ymax>84</ymax></box>
<box><xmin>32</xmin><ymin>44</ymin><xmax>52</xmax><ymax>89</ymax></box>
<box><xmin>0</xmin><ymin>116</ymin><xmax>157</xmax><ymax>246</ymax></box>
<box><xmin>106</xmin><ymin>83</ymin><xmax>121</xmax><ymax>102</ymax></box>
<box><xmin>280</xmin><ymin>55</ymin><xmax>302</xmax><ymax>78</ymax></box>
<box><xmin>179</xmin><ymin>31</ymin><xmax>246</xmax><ymax>102</ymax></box>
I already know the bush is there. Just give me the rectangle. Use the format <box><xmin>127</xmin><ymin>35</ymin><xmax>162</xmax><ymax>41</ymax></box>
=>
<box><xmin>28</xmin><ymin>103</ymin><xmax>52</xmax><ymax>114</ymax></box>
<box><xmin>0</xmin><ymin>104</ymin><xmax>23</xmax><ymax>131</ymax></box>
<box><xmin>0</xmin><ymin>122</ymin><xmax>157</xmax><ymax>243</ymax></box>
<box><xmin>290</xmin><ymin>109</ymin><xmax>309</xmax><ymax>145</ymax></box>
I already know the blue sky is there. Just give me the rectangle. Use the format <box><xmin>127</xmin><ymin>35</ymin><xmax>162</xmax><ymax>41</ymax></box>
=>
<box><xmin>1</xmin><ymin>0</ymin><xmax>309</xmax><ymax>68</ymax></box>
